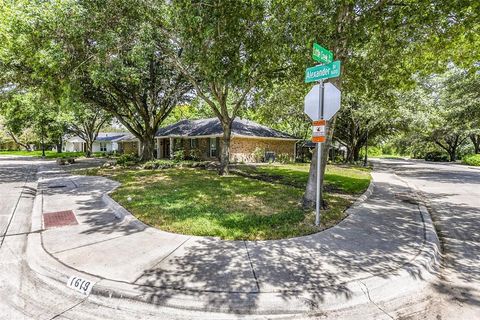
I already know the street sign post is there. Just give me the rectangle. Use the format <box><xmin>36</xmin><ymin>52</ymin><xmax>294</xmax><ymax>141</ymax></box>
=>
<box><xmin>303</xmin><ymin>43</ymin><xmax>342</xmax><ymax>227</ymax></box>
<box><xmin>305</xmin><ymin>61</ymin><xmax>341</xmax><ymax>83</ymax></box>
<box><xmin>312</xmin><ymin>43</ymin><xmax>333</xmax><ymax>64</ymax></box>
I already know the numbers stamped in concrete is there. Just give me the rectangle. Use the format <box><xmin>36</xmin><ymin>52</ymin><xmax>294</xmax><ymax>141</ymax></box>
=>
<box><xmin>66</xmin><ymin>275</ymin><xmax>95</xmax><ymax>296</ymax></box>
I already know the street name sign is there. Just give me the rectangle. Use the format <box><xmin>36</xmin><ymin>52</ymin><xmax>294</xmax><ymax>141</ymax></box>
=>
<box><xmin>312</xmin><ymin>120</ymin><xmax>326</xmax><ymax>143</ymax></box>
<box><xmin>304</xmin><ymin>83</ymin><xmax>342</xmax><ymax>121</ymax></box>
<box><xmin>305</xmin><ymin>60</ymin><xmax>341</xmax><ymax>83</ymax></box>
<box><xmin>312</xmin><ymin>43</ymin><xmax>333</xmax><ymax>64</ymax></box>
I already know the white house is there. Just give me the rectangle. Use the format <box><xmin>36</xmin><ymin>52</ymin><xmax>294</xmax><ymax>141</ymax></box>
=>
<box><xmin>63</xmin><ymin>132</ymin><xmax>130</xmax><ymax>153</ymax></box>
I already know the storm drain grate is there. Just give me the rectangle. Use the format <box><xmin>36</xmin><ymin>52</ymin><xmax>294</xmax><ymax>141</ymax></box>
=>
<box><xmin>43</xmin><ymin>210</ymin><xmax>78</xmax><ymax>229</ymax></box>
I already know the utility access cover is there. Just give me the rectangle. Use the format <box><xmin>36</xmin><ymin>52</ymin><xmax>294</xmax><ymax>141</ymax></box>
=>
<box><xmin>43</xmin><ymin>210</ymin><xmax>78</xmax><ymax>229</ymax></box>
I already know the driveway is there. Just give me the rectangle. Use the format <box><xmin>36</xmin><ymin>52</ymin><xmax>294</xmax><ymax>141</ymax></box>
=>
<box><xmin>372</xmin><ymin>158</ymin><xmax>480</xmax><ymax>319</ymax></box>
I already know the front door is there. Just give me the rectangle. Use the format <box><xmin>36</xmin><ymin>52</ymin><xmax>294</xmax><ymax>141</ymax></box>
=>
<box><xmin>164</xmin><ymin>139</ymin><xmax>170</xmax><ymax>159</ymax></box>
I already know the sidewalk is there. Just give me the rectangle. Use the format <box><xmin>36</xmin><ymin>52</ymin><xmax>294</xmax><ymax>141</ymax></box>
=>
<box><xmin>27</xmin><ymin>162</ymin><xmax>441</xmax><ymax>317</ymax></box>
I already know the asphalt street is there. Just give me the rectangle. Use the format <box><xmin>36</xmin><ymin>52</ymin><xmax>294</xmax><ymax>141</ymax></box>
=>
<box><xmin>0</xmin><ymin>156</ymin><xmax>478</xmax><ymax>319</ymax></box>
<box><xmin>373</xmin><ymin>158</ymin><xmax>480</xmax><ymax>319</ymax></box>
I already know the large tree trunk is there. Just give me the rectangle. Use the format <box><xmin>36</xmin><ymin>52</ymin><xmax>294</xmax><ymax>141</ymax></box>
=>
<box><xmin>353</xmin><ymin>146</ymin><xmax>361</xmax><ymax>162</ymax></box>
<box><xmin>56</xmin><ymin>137</ymin><xmax>62</xmax><ymax>153</ymax></box>
<box><xmin>448</xmin><ymin>148</ymin><xmax>456</xmax><ymax>162</ymax></box>
<box><xmin>219</xmin><ymin>123</ymin><xmax>232</xmax><ymax>175</ymax></box>
<box><xmin>85</xmin><ymin>140</ymin><xmax>93</xmax><ymax>158</ymax></box>
<box><xmin>139</xmin><ymin>136</ymin><xmax>155</xmax><ymax>162</ymax></box>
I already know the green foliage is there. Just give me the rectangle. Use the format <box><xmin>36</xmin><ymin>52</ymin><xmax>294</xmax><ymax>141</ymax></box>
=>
<box><xmin>462</xmin><ymin>154</ymin><xmax>480</xmax><ymax>166</ymax></box>
<box><xmin>116</xmin><ymin>153</ymin><xmax>139</xmax><ymax>167</ymax></box>
<box><xmin>188</xmin><ymin>148</ymin><xmax>201</xmax><ymax>161</ymax></box>
<box><xmin>172</xmin><ymin>150</ymin><xmax>185</xmax><ymax>162</ymax></box>
<box><xmin>425</xmin><ymin>151</ymin><xmax>449</xmax><ymax>162</ymax></box>
<box><xmin>276</xmin><ymin>153</ymin><xmax>294</xmax><ymax>164</ymax></box>
<box><xmin>251</xmin><ymin>147</ymin><xmax>264</xmax><ymax>163</ymax></box>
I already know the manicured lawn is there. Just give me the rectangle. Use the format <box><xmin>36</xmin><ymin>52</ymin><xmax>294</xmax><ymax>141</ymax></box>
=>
<box><xmin>83</xmin><ymin>163</ymin><xmax>371</xmax><ymax>240</ymax></box>
<box><xmin>0</xmin><ymin>150</ymin><xmax>84</xmax><ymax>158</ymax></box>
<box><xmin>236</xmin><ymin>163</ymin><xmax>371</xmax><ymax>193</ymax></box>
<box><xmin>0</xmin><ymin>150</ymin><xmax>108</xmax><ymax>159</ymax></box>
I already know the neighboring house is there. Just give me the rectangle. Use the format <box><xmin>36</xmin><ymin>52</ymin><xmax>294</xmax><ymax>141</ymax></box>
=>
<box><xmin>116</xmin><ymin>133</ymin><xmax>140</xmax><ymax>155</ymax></box>
<box><xmin>63</xmin><ymin>132</ymin><xmax>129</xmax><ymax>153</ymax></box>
<box><xmin>153</xmin><ymin>118</ymin><xmax>300</xmax><ymax>162</ymax></box>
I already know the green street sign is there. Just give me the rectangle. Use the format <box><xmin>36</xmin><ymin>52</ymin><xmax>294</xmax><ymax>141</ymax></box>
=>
<box><xmin>304</xmin><ymin>60</ymin><xmax>341</xmax><ymax>83</ymax></box>
<box><xmin>312</xmin><ymin>43</ymin><xmax>333</xmax><ymax>64</ymax></box>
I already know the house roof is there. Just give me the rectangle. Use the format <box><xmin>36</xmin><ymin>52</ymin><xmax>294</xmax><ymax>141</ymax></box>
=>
<box><xmin>95</xmin><ymin>132</ymin><xmax>130</xmax><ymax>142</ymax></box>
<box><xmin>155</xmin><ymin>118</ymin><xmax>298</xmax><ymax>140</ymax></box>
<box><xmin>64</xmin><ymin>132</ymin><xmax>131</xmax><ymax>143</ymax></box>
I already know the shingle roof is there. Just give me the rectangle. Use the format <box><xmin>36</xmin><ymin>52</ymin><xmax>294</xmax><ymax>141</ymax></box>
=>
<box><xmin>155</xmin><ymin>118</ymin><xmax>298</xmax><ymax>139</ymax></box>
<box><xmin>64</xmin><ymin>132</ymin><xmax>131</xmax><ymax>143</ymax></box>
<box><xmin>95</xmin><ymin>132</ymin><xmax>130</xmax><ymax>142</ymax></box>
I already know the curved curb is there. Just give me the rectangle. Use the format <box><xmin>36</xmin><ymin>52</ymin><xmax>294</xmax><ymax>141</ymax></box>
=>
<box><xmin>349</xmin><ymin>178</ymin><xmax>375</xmax><ymax>210</ymax></box>
<box><xmin>26</xmin><ymin>170</ymin><xmax>442</xmax><ymax>317</ymax></box>
<box><xmin>100</xmin><ymin>169</ymin><xmax>377</xmax><ymax>241</ymax></box>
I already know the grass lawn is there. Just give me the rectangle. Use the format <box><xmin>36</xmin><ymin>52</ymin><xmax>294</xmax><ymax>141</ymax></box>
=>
<box><xmin>0</xmin><ymin>150</ymin><xmax>83</xmax><ymax>158</ymax></box>
<box><xmin>82</xmin><ymin>163</ymin><xmax>371</xmax><ymax>240</ymax></box>
<box><xmin>0</xmin><ymin>150</ymin><xmax>108</xmax><ymax>159</ymax></box>
<box><xmin>235</xmin><ymin>163</ymin><xmax>371</xmax><ymax>194</ymax></box>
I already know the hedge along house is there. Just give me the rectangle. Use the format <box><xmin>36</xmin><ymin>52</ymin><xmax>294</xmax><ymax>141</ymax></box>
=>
<box><xmin>154</xmin><ymin>118</ymin><xmax>299</xmax><ymax>162</ymax></box>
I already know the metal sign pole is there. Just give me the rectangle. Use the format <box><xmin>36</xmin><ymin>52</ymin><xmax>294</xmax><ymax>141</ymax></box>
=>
<box><xmin>315</xmin><ymin>80</ymin><xmax>325</xmax><ymax>226</ymax></box>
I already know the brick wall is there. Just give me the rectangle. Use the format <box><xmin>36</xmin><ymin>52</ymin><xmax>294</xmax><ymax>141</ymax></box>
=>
<box><xmin>120</xmin><ymin>141</ymin><xmax>138</xmax><ymax>155</ymax></box>
<box><xmin>230</xmin><ymin>137</ymin><xmax>296</xmax><ymax>163</ymax></box>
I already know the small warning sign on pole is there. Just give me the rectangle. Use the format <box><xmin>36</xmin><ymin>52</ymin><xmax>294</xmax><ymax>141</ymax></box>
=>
<box><xmin>312</xmin><ymin>120</ymin><xmax>326</xmax><ymax>143</ymax></box>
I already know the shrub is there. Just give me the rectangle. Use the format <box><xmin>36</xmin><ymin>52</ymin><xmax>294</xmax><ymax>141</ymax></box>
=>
<box><xmin>188</xmin><ymin>148</ymin><xmax>201</xmax><ymax>161</ymax></box>
<box><xmin>462</xmin><ymin>154</ymin><xmax>480</xmax><ymax>166</ymax></box>
<box><xmin>425</xmin><ymin>151</ymin><xmax>449</xmax><ymax>162</ymax></box>
<box><xmin>116</xmin><ymin>153</ymin><xmax>139</xmax><ymax>166</ymax></box>
<box><xmin>252</xmin><ymin>147</ymin><xmax>265</xmax><ymax>162</ymax></box>
<box><xmin>172</xmin><ymin>150</ymin><xmax>185</xmax><ymax>162</ymax></box>
<box><xmin>142</xmin><ymin>160</ymin><xmax>158</xmax><ymax>170</ymax></box>
<box><xmin>276</xmin><ymin>153</ymin><xmax>293</xmax><ymax>164</ymax></box>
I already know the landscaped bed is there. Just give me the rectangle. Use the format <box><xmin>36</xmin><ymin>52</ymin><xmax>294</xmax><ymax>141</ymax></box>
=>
<box><xmin>81</xmin><ymin>163</ymin><xmax>371</xmax><ymax>240</ymax></box>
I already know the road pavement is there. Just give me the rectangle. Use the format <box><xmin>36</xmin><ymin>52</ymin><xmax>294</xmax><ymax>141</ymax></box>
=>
<box><xmin>373</xmin><ymin>158</ymin><xmax>480</xmax><ymax>319</ymax></box>
<box><xmin>0</xmin><ymin>156</ymin><xmax>477</xmax><ymax>319</ymax></box>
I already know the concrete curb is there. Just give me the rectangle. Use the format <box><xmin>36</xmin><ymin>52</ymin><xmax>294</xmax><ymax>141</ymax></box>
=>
<box><xmin>25</xmin><ymin>168</ymin><xmax>442</xmax><ymax>317</ymax></box>
<box><xmin>350</xmin><ymin>179</ymin><xmax>375</xmax><ymax>209</ymax></box>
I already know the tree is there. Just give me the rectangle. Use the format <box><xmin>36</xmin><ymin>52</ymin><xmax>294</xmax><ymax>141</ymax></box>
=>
<box><xmin>65</xmin><ymin>102</ymin><xmax>111</xmax><ymax>157</ymax></box>
<box><xmin>0</xmin><ymin>89</ymin><xmax>66</xmax><ymax>153</ymax></box>
<box><xmin>274</xmin><ymin>0</ymin><xmax>478</xmax><ymax>206</ymax></box>
<box><xmin>0</xmin><ymin>0</ymin><xmax>192</xmax><ymax>161</ymax></box>
<box><xmin>168</xmin><ymin>0</ymin><xmax>290</xmax><ymax>174</ymax></box>
<box><xmin>58</xmin><ymin>1</ymin><xmax>193</xmax><ymax>161</ymax></box>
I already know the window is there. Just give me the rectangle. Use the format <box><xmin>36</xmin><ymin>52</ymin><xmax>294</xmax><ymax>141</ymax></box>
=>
<box><xmin>190</xmin><ymin>138</ymin><xmax>198</xmax><ymax>149</ymax></box>
<box><xmin>99</xmin><ymin>142</ymin><xmax>107</xmax><ymax>152</ymax></box>
<box><xmin>209</xmin><ymin>138</ymin><xmax>217</xmax><ymax>157</ymax></box>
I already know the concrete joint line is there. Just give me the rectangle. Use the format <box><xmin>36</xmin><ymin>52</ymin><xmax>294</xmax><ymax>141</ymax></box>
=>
<box><xmin>358</xmin><ymin>280</ymin><xmax>394</xmax><ymax>320</ymax></box>
<box><xmin>243</xmin><ymin>241</ymin><xmax>261</xmax><ymax>292</ymax></box>
<box><xmin>132</xmin><ymin>236</ymin><xmax>192</xmax><ymax>285</ymax></box>
<box><xmin>49</xmin><ymin>297</ymin><xmax>88</xmax><ymax>320</ymax></box>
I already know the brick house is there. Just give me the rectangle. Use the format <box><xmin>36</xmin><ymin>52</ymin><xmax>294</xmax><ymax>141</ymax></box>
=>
<box><xmin>154</xmin><ymin>118</ymin><xmax>299</xmax><ymax>163</ymax></box>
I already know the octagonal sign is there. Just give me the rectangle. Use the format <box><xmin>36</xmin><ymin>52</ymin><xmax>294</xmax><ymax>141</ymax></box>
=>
<box><xmin>304</xmin><ymin>83</ymin><xmax>341</xmax><ymax>121</ymax></box>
